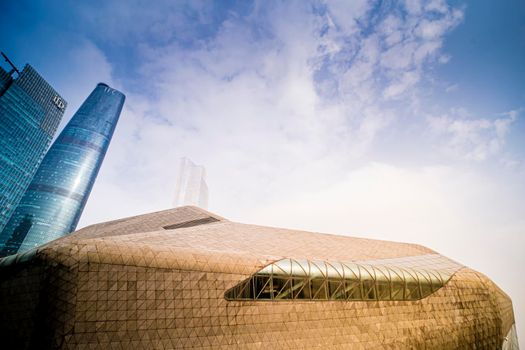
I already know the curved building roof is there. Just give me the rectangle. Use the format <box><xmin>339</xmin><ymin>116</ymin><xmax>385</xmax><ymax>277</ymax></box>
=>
<box><xmin>0</xmin><ymin>206</ymin><xmax>518</xmax><ymax>349</ymax></box>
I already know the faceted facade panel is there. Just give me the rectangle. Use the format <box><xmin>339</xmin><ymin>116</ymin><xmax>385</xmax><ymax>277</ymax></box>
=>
<box><xmin>0</xmin><ymin>83</ymin><xmax>125</xmax><ymax>256</ymax></box>
<box><xmin>0</xmin><ymin>64</ymin><xmax>66</xmax><ymax>234</ymax></box>
<box><xmin>0</xmin><ymin>206</ymin><xmax>518</xmax><ymax>349</ymax></box>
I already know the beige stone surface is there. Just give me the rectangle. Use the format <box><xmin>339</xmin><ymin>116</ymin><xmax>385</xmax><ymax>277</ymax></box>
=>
<box><xmin>0</xmin><ymin>206</ymin><xmax>517</xmax><ymax>349</ymax></box>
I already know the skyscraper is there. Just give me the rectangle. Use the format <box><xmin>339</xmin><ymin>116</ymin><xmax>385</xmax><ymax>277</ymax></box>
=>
<box><xmin>173</xmin><ymin>157</ymin><xmax>209</xmax><ymax>209</ymax></box>
<box><xmin>0</xmin><ymin>55</ymin><xmax>67</xmax><ymax>233</ymax></box>
<box><xmin>0</xmin><ymin>83</ymin><xmax>125</xmax><ymax>256</ymax></box>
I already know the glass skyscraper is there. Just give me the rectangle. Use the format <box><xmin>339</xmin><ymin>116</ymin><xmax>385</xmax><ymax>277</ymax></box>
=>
<box><xmin>0</xmin><ymin>83</ymin><xmax>125</xmax><ymax>256</ymax></box>
<box><xmin>0</xmin><ymin>62</ymin><xmax>67</xmax><ymax>234</ymax></box>
<box><xmin>173</xmin><ymin>157</ymin><xmax>209</xmax><ymax>209</ymax></box>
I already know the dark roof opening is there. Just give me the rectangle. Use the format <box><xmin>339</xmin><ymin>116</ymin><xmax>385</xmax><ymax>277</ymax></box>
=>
<box><xmin>163</xmin><ymin>216</ymin><xmax>219</xmax><ymax>230</ymax></box>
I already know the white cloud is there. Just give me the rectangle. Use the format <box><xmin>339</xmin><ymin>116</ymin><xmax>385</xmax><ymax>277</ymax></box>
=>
<box><xmin>315</xmin><ymin>0</ymin><xmax>464</xmax><ymax>106</ymax></box>
<box><xmin>383</xmin><ymin>70</ymin><xmax>420</xmax><ymax>98</ymax></box>
<box><xmin>445</xmin><ymin>82</ymin><xmax>458</xmax><ymax>92</ymax></box>
<box><xmin>438</xmin><ymin>54</ymin><xmax>451</xmax><ymax>64</ymax></box>
<box><xmin>78</xmin><ymin>0</ymin><xmax>476</xmax><ymax>222</ymax></box>
<box><xmin>323</xmin><ymin>0</ymin><xmax>370</xmax><ymax>34</ymax></box>
<box><xmin>427</xmin><ymin>109</ymin><xmax>518</xmax><ymax>161</ymax></box>
<box><xmin>404</xmin><ymin>0</ymin><xmax>423</xmax><ymax>15</ymax></box>
<box><xmin>416</xmin><ymin>8</ymin><xmax>463</xmax><ymax>39</ymax></box>
<box><xmin>425</xmin><ymin>0</ymin><xmax>449</xmax><ymax>14</ymax></box>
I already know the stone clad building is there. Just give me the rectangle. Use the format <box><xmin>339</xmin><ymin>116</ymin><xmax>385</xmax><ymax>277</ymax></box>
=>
<box><xmin>0</xmin><ymin>206</ymin><xmax>518</xmax><ymax>349</ymax></box>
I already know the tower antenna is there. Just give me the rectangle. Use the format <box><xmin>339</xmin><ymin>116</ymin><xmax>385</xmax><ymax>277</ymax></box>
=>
<box><xmin>1</xmin><ymin>52</ymin><xmax>20</xmax><ymax>76</ymax></box>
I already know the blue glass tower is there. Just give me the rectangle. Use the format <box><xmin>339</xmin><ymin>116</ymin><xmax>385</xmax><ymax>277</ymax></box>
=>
<box><xmin>0</xmin><ymin>61</ymin><xmax>67</xmax><ymax>234</ymax></box>
<box><xmin>0</xmin><ymin>83</ymin><xmax>125</xmax><ymax>256</ymax></box>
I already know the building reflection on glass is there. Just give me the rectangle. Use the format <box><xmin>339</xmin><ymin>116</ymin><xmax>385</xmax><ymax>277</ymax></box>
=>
<box><xmin>0</xmin><ymin>83</ymin><xmax>125</xmax><ymax>256</ymax></box>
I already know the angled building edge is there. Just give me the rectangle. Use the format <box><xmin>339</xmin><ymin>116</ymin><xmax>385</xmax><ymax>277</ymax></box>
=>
<box><xmin>0</xmin><ymin>206</ymin><xmax>518</xmax><ymax>349</ymax></box>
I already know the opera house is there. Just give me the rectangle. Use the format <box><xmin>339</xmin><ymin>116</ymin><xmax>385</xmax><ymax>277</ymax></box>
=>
<box><xmin>0</xmin><ymin>206</ymin><xmax>518</xmax><ymax>349</ymax></box>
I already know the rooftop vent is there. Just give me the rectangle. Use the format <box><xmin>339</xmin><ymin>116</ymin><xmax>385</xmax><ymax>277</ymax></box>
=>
<box><xmin>163</xmin><ymin>216</ymin><xmax>219</xmax><ymax>230</ymax></box>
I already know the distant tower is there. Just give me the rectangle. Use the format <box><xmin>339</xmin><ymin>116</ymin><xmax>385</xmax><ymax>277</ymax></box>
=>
<box><xmin>0</xmin><ymin>54</ymin><xmax>67</xmax><ymax>233</ymax></box>
<box><xmin>173</xmin><ymin>158</ymin><xmax>209</xmax><ymax>209</ymax></box>
<box><xmin>0</xmin><ymin>83</ymin><xmax>125</xmax><ymax>256</ymax></box>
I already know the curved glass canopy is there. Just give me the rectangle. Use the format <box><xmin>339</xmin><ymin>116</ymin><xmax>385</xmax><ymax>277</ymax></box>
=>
<box><xmin>225</xmin><ymin>256</ymin><xmax>459</xmax><ymax>301</ymax></box>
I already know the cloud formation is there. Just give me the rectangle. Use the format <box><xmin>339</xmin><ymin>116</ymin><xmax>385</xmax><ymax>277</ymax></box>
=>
<box><xmin>427</xmin><ymin>108</ymin><xmax>518</xmax><ymax>161</ymax></box>
<box><xmin>80</xmin><ymin>1</ymin><xmax>478</xmax><ymax>220</ymax></box>
<box><xmin>71</xmin><ymin>0</ymin><xmax>522</xmax><ymax>239</ymax></box>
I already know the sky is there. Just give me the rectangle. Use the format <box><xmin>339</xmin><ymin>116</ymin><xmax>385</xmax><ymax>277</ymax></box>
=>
<box><xmin>2</xmin><ymin>0</ymin><xmax>524</xmax><ymax>341</ymax></box>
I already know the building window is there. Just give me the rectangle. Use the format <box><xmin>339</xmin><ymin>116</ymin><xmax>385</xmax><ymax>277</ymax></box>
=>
<box><xmin>225</xmin><ymin>257</ymin><xmax>457</xmax><ymax>301</ymax></box>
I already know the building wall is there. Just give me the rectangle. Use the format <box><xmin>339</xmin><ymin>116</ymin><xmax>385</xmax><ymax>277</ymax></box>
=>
<box><xmin>0</xmin><ymin>83</ymin><xmax>124</xmax><ymax>255</ymax></box>
<box><xmin>0</xmin><ymin>207</ymin><xmax>517</xmax><ymax>348</ymax></box>
<box><xmin>0</xmin><ymin>65</ymin><xmax>66</xmax><ymax>235</ymax></box>
<box><xmin>0</xmin><ymin>252</ymin><xmax>515</xmax><ymax>349</ymax></box>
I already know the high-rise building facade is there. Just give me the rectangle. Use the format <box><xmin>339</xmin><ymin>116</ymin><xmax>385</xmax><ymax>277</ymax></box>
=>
<box><xmin>173</xmin><ymin>157</ymin><xmax>209</xmax><ymax>209</ymax></box>
<box><xmin>0</xmin><ymin>83</ymin><xmax>125</xmax><ymax>256</ymax></box>
<box><xmin>0</xmin><ymin>60</ymin><xmax>67</xmax><ymax>233</ymax></box>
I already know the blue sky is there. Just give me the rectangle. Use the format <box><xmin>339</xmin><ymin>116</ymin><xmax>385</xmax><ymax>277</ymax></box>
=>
<box><xmin>2</xmin><ymin>0</ymin><xmax>525</xmax><ymax>340</ymax></box>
